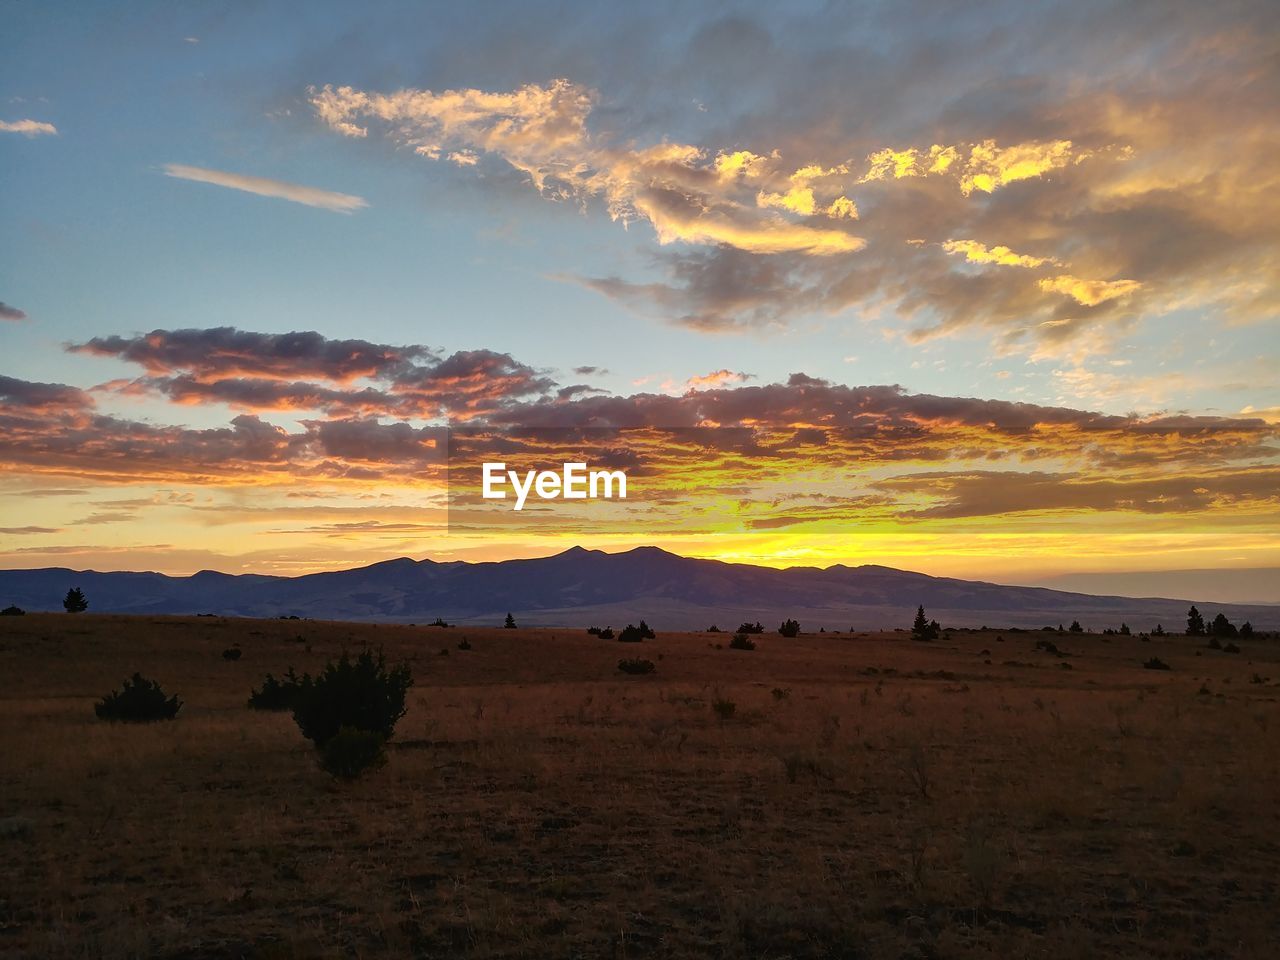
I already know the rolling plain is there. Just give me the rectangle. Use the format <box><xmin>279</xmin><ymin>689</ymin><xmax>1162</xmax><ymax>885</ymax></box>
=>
<box><xmin>2</xmin><ymin>613</ymin><xmax>1278</xmax><ymax>958</ymax></box>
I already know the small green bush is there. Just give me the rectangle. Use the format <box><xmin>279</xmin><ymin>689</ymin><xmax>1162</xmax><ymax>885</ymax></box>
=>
<box><xmin>729</xmin><ymin>633</ymin><xmax>756</xmax><ymax>650</ymax></box>
<box><xmin>319</xmin><ymin>727</ymin><xmax>387</xmax><ymax>780</ymax></box>
<box><xmin>248</xmin><ymin>668</ymin><xmax>306</xmax><ymax>711</ymax></box>
<box><xmin>95</xmin><ymin>673</ymin><xmax>181</xmax><ymax>722</ymax></box>
<box><xmin>291</xmin><ymin>648</ymin><xmax>412</xmax><ymax>748</ymax></box>
<box><xmin>617</xmin><ymin>657</ymin><xmax>656</xmax><ymax>675</ymax></box>
<box><xmin>617</xmin><ymin>621</ymin><xmax>655</xmax><ymax>642</ymax></box>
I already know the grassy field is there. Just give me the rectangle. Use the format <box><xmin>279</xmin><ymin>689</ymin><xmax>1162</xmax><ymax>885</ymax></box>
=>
<box><xmin>2</xmin><ymin>613</ymin><xmax>1278</xmax><ymax>959</ymax></box>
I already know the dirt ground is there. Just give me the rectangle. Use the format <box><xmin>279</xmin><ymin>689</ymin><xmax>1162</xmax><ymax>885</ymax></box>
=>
<box><xmin>1</xmin><ymin>613</ymin><xmax>1278</xmax><ymax>959</ymax></box>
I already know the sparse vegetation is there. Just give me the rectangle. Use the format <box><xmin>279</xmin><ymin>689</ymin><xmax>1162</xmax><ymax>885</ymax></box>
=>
<box><xmin>778</xmin><ymin>618</ymin><xmax>800</xmax><ymax>638</ymax></box>
<box><xmin>291</xmin><ymin>648</ymin><xmax>412</xmax><ymax>749</ymax></box>
<box><xmin>95</xmin><ymin>672</ymin><xmax>181</xmax><ymax>722</ymax></box>
<box><xmin>319</xmin><ymin>727</ymin><xmax>387</xmax><ymax>780</ymax></box>
<box><xmin>5</xmin><ymin>612</ymin><xmax>1279</xmax><ymax>958</ymax></box>
<box><xmin>0</xmin><ymin>604</ymin><xmax>24</xmax><ymax>616</ymax></box>
<box><xmin>248</xmin><ymin>668</ymin><xmax>306</xmax><ymax>711</ymax></box>
<box><xmin>617</xmin><ymin>621</ymin><xmax>655</xmax><ymax>642</ymax></box>
<box><xmin>736</xmin><ymin>621</ymin><xmax>764</xmax><ymax>634</ymax></box>
<box><xmin>729</xmin><ymin>632</ymin><xmax>756</xmax><ymax>650</ymax></box>
<box><xmin>1144</xmin><ymin>656</ymin><xmax>1171</xmax><ymax>670</ymax></box>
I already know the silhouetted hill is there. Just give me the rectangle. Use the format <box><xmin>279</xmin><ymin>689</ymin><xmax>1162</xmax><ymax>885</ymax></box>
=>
<box><xmin>0</xmin><ymin>546</ymin><xmax>1275</xmax><ymax>630</ymax></box>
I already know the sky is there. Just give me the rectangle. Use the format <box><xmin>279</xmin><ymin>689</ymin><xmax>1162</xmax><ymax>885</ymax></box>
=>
<box><xmin>1</xmin><ymin>0</ymin><xmax>1277</xmax><ymax>592</ymax></box>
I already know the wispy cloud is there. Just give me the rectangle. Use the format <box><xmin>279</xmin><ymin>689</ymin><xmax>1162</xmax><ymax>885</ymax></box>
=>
<box><xmin>0</xmin><ymin>119</ymin><xmax>57</xmax><ymax>136</ymax></box>
<box><xmin>162</xmin><ymin>164</ymin><xmax>368</xmax><ymax>213</ymax></box>
<box><xmin>0</xmin><ymin>302</ymin><xmax>28</xmax><ymax>321</ymax></box>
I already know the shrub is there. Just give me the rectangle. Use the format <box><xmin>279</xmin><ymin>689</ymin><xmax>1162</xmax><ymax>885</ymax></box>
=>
<box><xmin>429</xmin><ymin>617</ymin><xmax>451</xmax><ymax>627</ymax></box>
<box><xmin>771</xmin><ymin>687</ymin><xmax>791</xmax><ymax>701</ymax></box>
<box><xmin>95</xmin><ymin>673</ymin><xmax>182</xmax><ymax>722</ymax></box>
<box><xmin>587</xmin><ymin>625</ymin><xmax>603</xmax><ymax>636</ymax></box>
<box><xmin>1208</xmin><ymin>636</ymin><xmax>1223</xmax><ymax>650</ymax></box>
<box><xmin>618</xmin><ymin>622</ymin><xmax>655</xmax><ymax>643</ymax></box>
<box><xmin>1035</xmin><ymin>639</ymin><xmax>1062</xmax><ymax>655</ymax></box>
<box><xmin>319</xmin><ymin>727</ymin><xmax>387</xmax><ymax>780</ymax></box>
<box><xmin>1224</xmin><ymin>642</ymin><xmax>1241</xmax><ymax>654</ymax></box>
<box><xmin>222</xmin><ymin>647</ymin><xmax>242</xmax><ymax>661</ymax></box>
<box><xmin>598</xmin><ymin>627</ymin><xmax>614</xmax><ymax>639</ymax></box>
<box><xmin>1143</xmin><ymin>657</ymin><xmax>1170</xmax><ymax>670</ymax></box>
<box><xmin>711</xmin><ymin>698</ymin><xmax>736</xmax><ymax>720</ymax></box>
<box><xmin>291</xmin><ymin>649</ymin><xmax>413</xmax><ymax>748</ymax></box>
<box><xmin>457</xmin><ymin>638</ymin><xmax>472</xmax><ymax>651</ymax></box>
<box><xmin>729</xmin><ymin>633</ymin><xmax>756</xmax><ymax>651</ymax></box>
<box><xmin>0</xmin><ymin>604</ymin><xmax>24</xmax><ymax>616</ymax></box>
<box><xmin>778</xmin><ymin>618</ymin><xmax>800</xmax><ymax>638</ymax></box>
<box><xmin>737</xmin><ymin>621</ymin><xmax>764</xmax><ymax>634</ymax></box>
<box><xmin>707</xmin><ymin>624</ymin><xmax>721</xmax><ymax>632</ymax></box>
<box><xmin>1068</xmin><ymin>620</ymin><xmax>1084</xmax><ymax>633</ymax></box>
<box><xmin>248</xmin><ymin>668</ymin><xmax>306</xmax><ymax>711</ymax></box>
<box><xmin>617</xmin><ymin>657</ymin><xmax>656</xmax><ymax>675</ymax></box>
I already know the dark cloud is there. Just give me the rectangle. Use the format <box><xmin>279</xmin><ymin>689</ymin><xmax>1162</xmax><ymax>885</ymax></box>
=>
<box><xmin>76</xmin><ymin>330</ymin><xmax>557</xmax><ymax>419</ymax></box>
<box><xmin>71</xmin><ymin>327</ymin><xmax>437</xmax><ymax>382</ymax></box>
<box><xmin>0</xmin><ymin>302</ymin><xmax>27</xmax><ymax>322</ymax></box>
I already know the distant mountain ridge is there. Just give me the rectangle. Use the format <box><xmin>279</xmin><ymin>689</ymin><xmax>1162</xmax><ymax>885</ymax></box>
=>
<box><xmin>0</xmin><ymin>546</ymin><xmax>1275</xmax><ymax>630</ymax></box>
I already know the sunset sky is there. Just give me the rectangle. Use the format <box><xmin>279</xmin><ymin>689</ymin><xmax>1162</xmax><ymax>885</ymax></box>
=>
<box><xmin>2</xmin><ymin>1</ymin><xmax>1277</xmax><ymax>590</ymax></box>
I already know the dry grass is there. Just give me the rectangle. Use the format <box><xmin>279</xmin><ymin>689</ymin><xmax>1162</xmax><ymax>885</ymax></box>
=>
<box><xmin>1</xmin><ymin>614</ymin><xmax>1278</xmax><ymax>958</ymax></box>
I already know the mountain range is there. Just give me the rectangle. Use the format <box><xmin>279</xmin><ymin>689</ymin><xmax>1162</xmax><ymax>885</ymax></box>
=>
<box><xmin>0</xmin><ymin>546</ymin><xmax>1275</xmax><ymax>631</ymax></box>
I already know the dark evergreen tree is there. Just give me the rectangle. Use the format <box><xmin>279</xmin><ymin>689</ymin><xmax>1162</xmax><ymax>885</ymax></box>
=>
<box><xmin>63</xmin><ymin>587</ymin><xmax>88</xmax><ymax>613</ymax></box>
<box><xmin>1186</xmin><ymin>605</ymin><xmax>1205</xmax><ymax>636</ymax></box>
<box><xmin>504</xmin><ymin>612</ymin><xmax>517</xmax><ymax>629</ymax></box>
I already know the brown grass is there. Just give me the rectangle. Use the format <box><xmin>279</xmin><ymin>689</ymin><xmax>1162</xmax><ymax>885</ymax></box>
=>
<box><xmin>2</xmin><ymin>614</ymin><xmax>1278</xmax><ymax>958</ymax></box>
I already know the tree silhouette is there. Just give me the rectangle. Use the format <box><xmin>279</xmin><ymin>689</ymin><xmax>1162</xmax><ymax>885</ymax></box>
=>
<box><xmin>911</xmin><ymin>605</ymin><xmax>939</xmax><ymax>640</ymax></box>
<box><xmin>1186</xmin><ymin>605</ymin><xmax>1205</xmax><ymax>636</ymax></box>
<box><xmin>63</xmin><ymin>587</ymin><xmax>88</xmax><ymax>613</ymax></box>
<box><xmin>778</xmin><ymin>618</ymin><xmax>800</xmax><ymax>638</ymax></box>
<box><xmin>1068</xmin><ymin>620</ymin><xmax>1083</xmax><ymax>633</ymax></box>
<box><xmin>1210</xmin><ymin>612</ymin><xmax>1237</xmax><ymax>638</ymax></box>
<box><xmin>504</xmin><ymin>612</ymin><xmax>517</xmax><ymax>629</ymax></box>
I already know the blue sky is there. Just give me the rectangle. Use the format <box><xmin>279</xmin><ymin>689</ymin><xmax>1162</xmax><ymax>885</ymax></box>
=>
<box><xmin>1</xmin><ymin>1</ymin><xmax>1277</xmax><ymax>582</ymax></box>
